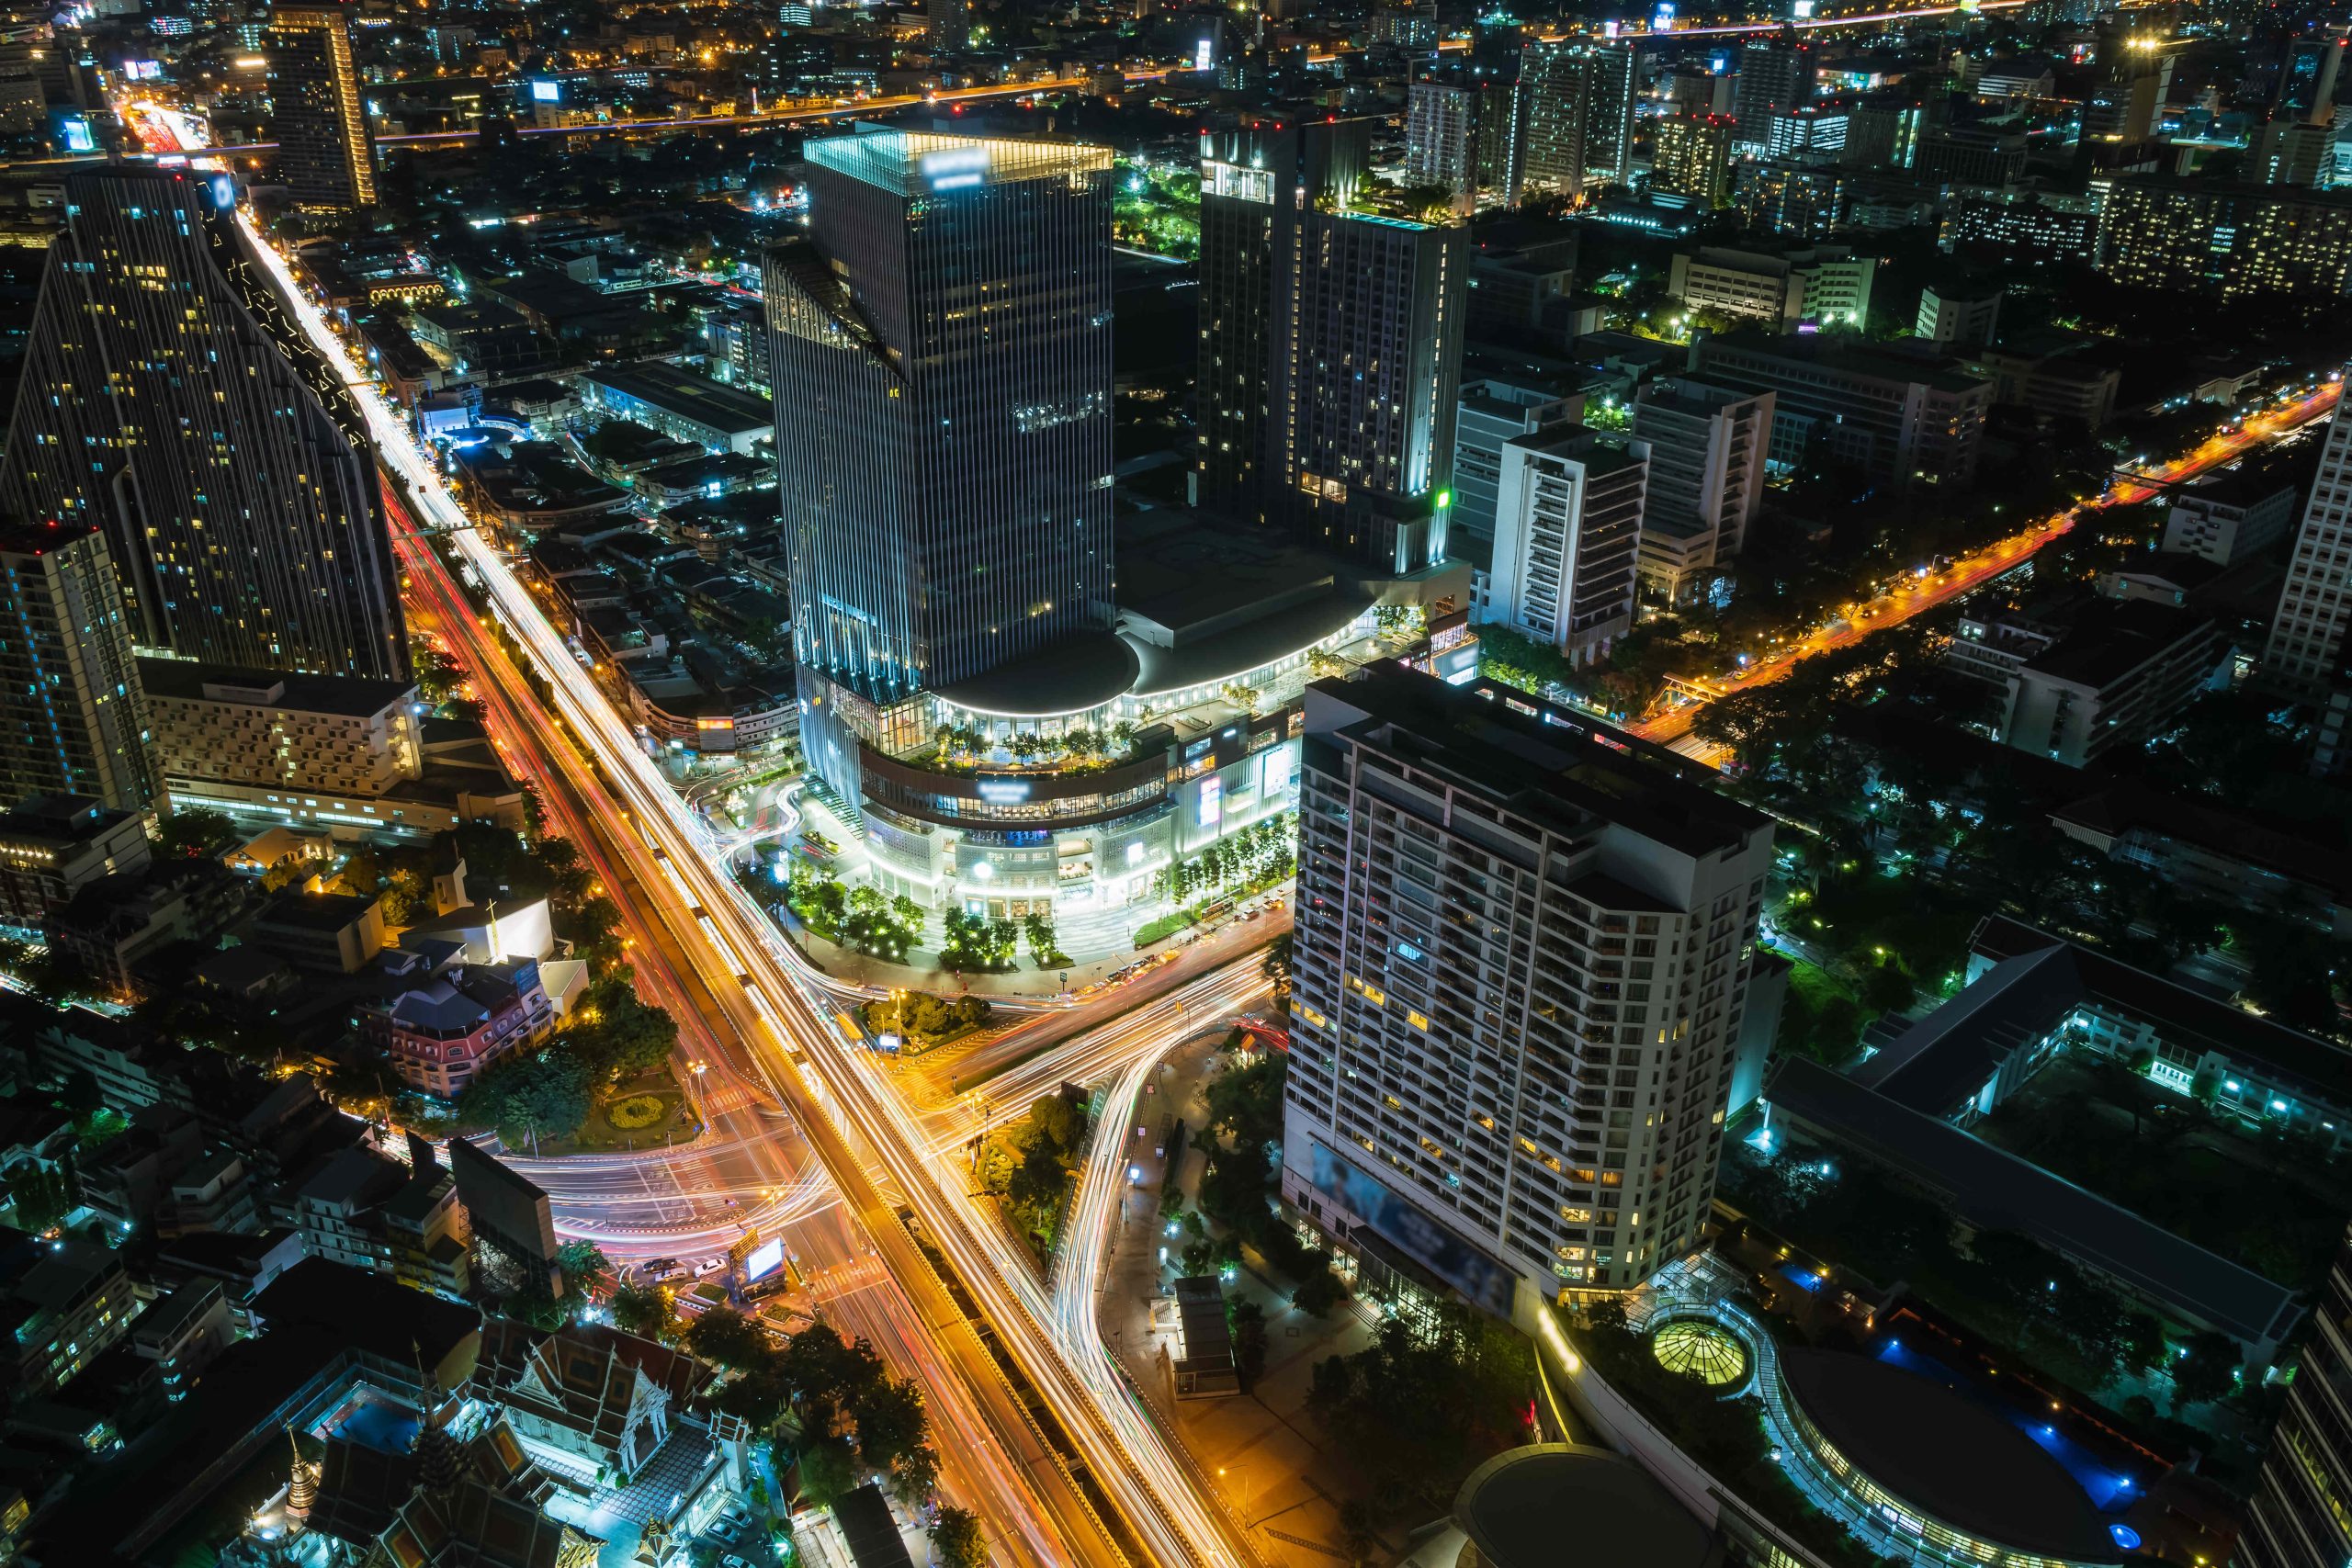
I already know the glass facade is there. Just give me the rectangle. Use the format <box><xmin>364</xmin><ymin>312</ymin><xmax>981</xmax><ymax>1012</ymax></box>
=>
<box><xmin>767</xmin><ymin>130</ymin><xmax>1116</xmax><ymax>708</ymax></box>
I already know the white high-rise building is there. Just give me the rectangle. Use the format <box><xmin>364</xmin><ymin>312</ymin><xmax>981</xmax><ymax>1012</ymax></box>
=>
<box><xmin>1282</xmin><ymin>663</ymin><xmax>1776</xmax><ymax>1320</ymax></box>
<box><xmin>1630</xmin><ymin>378</ymin><xmax>1775</xmax><ymax>604</ymax></box>
<box><xmin>1407</xmin><ymin>80</ymin><xmax>1476</xmax><ymax>192</ymax></box>
<box><xmin>1487</xmin><ymin>425</ymin><xmax>1646</xmax><ymax>667</ymax></box>
<box><xmin>2264</xmin><ymin>380</ymin><xmax>2352</xmax><ymax>697</ymax></box>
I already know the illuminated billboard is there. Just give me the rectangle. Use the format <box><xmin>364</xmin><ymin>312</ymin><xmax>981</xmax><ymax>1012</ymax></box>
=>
<box><xmin>529</xmin><ymin>78</ymin><xmax>561</xmax><ymax>103</ymax></box>
<box><xmin>745</xmin><ymin>1237</ymin><xmax>786</xmax><ymax>1280</ymax></box>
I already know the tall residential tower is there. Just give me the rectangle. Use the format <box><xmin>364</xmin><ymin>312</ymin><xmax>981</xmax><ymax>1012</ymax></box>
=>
<box><xmin>1283</xmin><ymin>665</ymin><xmax>1774</xmax><ymax>1318</ymax></box>
<box><xmin>2264</xmin><ymin>382</ymin><xmax>2352</xmax><ymax>697</ymax></box>
<box><xmin>1197</xmin><ymin>118</ymin><xmax>1468</xmax><ymax>574</ymax></box>
<box><xmin>0</xmin><ymin>167</ymin><xmax>408</xmax><ymax>681</ymax></box>
<box><xmin>0</xmin><ymin>523</ymin><xmax>155</xmax><ymax>813</ymax></box>
<box><xmin>267</xmin><ymin>6</ymin><xmax>378</xmax><ymax>209</ymax></box>
<box><xmin>2236</xmin><ymin>1223</ymin><xmax>2352</xmax><ymax>1568</ymax></box>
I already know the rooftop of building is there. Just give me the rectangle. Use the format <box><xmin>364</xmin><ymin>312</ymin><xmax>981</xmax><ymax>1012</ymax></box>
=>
<box><xmin>0</xmin><ymin>794</ymin><xmax>135</xmax><ymax>845</ymax></box>
<box><xmin>928</xmin><ymin>628</ymin><xmax>1143</xmax><ymax>719</ymax></box>
<box><xmin>134</xmin><ymin>656</ymin><xmax>418</xmax><ymax>717</ymax></box>
<box><xmin>2108</xmin><ymin>171</ymin><xmax>2352</xmax><ymax>206</ymax></box>
<box><xmin>1766</xmin><ymin>1055</ymin><xmax>2302</xmax><ymax>1351</ymax></box>
<box><xmin>580</xmin><ymin>359</ymin><xmax>772</xmax><ymax>433</ymax></box>
<box><xmin>831</xmin><ymin>1481</ymin><xmax>918</xmax><ymax>1568</ymax></box>
<box><xmin>2016</xmin><ymin>598</ymin><xmax>2219</xmax><ymax>690</ymax></box>
<box><xmin>0</xmin><ymin>519</ymin><xmax>103</xmax><ymax>561</ymax></box>
<box><xmin>1780</xmin><ymin>1348</ymin><xmax>2122</xmax><ymax>1562</ymax></box>
<box><xmin>252</xmin><ymin>887</ymin><xmax>382</xmax><ymax>932</ymax></box>
<box><xmin>1113</xmin><ymin>508</ymin><xmax>1372</xmax><ymax>696</ymax></box>
<box><xmin>250</xmin><ymin>1257</ymin><xmax>480</xmax><ymax>1371</ymax></box>
<box><xmin>805</xmin><ymin>127</ymin><xmax>1114</xmax><ymax>197</ymax></box>
<box><xmin>2172</xmin><ymin>463</ymin><xmax>2297</xmax><ymax>509</ymax></box>
<box><xmin>1314</xmin><ymin>664</ymin><xmax>1772</xmax><ymax>861</ymax></box>
<box><xmin>1972</xmin><ymin>915</ymin><xmax>2352</xmax><ymax>1104</ymax></box>
<box><xmin>2050</xmin><ymin>781</ymin><xmax>2352</xmax><ymax>902</ymax></box>
<box><xmin>374</xmin><ymin>958</ymin><xmax>538</xmax><ymax>1034</ymax></box>
<box><xmin>1635</xmin><ymin>377</ymin><xmax>1768</xmax><ymax>419</ymax></box>
<box><xmin>1699</xmin><ymin>330</ymin><xmax>1992</xmax><ymax>397</ymax></box>
<box><xmin>1506</xmin><ymin>423</ymin><xmax>1647</xmax><ymax>477</ymax></box>
<box><xmin>1453</xmin><ymin>1444</ymin><xmax>1717</xmax><ymax>1568</ymax></box>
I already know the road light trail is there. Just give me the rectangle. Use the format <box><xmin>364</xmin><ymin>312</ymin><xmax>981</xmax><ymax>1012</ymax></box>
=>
<box><xmin>1633</xmin><ymin>378</ymin><xmax>2345</xmax><ymax>752</ymax></box>
<box><xmin>236</xmin><ymin>205</ymin><xmax>1255</xmax><ymax>1567</ymax></box>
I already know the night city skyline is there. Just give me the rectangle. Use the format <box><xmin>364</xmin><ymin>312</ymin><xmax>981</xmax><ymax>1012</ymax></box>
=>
<box><xmin>1</xmin><ymin>5</ymin><xmax>2351</xmax><ymax>1568</ymax></box>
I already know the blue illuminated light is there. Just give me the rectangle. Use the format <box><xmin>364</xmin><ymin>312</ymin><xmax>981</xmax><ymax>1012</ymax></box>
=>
<box><xmin>922</xmin><ymin>146</ymin><xmax>989</xmax><ymax>191</ymax></box>
<box><xmin>2109</xmin><ymin>1525</ymin><xmax>2142</xmax><ymax>1552</ymax></box>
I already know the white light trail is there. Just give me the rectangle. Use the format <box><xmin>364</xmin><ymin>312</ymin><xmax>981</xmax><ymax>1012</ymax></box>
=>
<box><xmin>234</xmin><ymin>209</ymin><xmax>1256</xmax><ymax>1566</ymax></box>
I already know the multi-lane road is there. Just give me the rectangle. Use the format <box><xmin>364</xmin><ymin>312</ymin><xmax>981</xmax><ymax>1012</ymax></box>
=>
<box><xmin>239</xmin><ymin>205</ymin><xmax>1263</xmax><ymax>1567</ymax></box>
<box><xmin>1634</xmin><ymin>377</ymin><xmax>2344</xmax><ymax>750</ymax></box>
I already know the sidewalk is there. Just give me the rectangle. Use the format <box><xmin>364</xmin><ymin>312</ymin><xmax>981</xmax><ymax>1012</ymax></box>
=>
<box><xmin>1094</xmin><ymin>1041</ymin><xmax>1386</xmax><ymax>1568</ymax></box>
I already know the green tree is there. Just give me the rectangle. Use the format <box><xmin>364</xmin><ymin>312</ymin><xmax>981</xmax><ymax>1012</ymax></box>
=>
<box><xmin>2236</xmin><ymin>919</ymin><xmax>2344</xmax><ymax>1036</ymax></box>
<box><xmin>2172</xmin><ymin>1330</ymin><xmax>2242</xmax><ymax>1408</ymax></box>
<box><xmin>1028</xmin><ymin>1091</ymin><xmax>1080</xmax><ymax>1157</ymax></box>
<box><xmin>1306</xmin><ymin>1352</ymin><xmax>1354</xmax><ymax>1417</ymax></box>
<box><xmin>460</xmin><ymin>1047</ymin><xmax>592</xmax><ymax>1146</ymax></box>
<box><xmin>555</xmin><ymin>1239</ymin><xmax>610</xmax><ymax>1282</ymax></box>
<box><xmin>779</xmin><ymin>1321</ymin><xmax>886</xmax><ymax>1409</ymax></box>
<box><xmin>608</xmin><ymin>1284</ymin><xmax>682</xmax><ymax>1343</ymax></box>
<box><xmin>889</xmin><ymin>1441</ymin><xmax>940</xmax><ymax>1507</ymax></box>
<box><xmin>685</xmin><ymin>1304</ymin><xmax>774</xmax><ymax>1370</ymax></box>
<box><xmin>792</xmin><ymin>1434</ymin><xmax>860</xmax><ymax>1510</ymax></box>
<box><xmin>154</xmin><ymin>807</ymin><xmax>238</xmax><ymax>860</ymax></box>
<box><xmin>930</xmin><ymin>1505</ymin><xmax>985</xmax><ymax>1568</ymax></box>
<box><xmin>1228</xmin><ymin>1298</ymin><xmax>1269</xmax><ymax>1390</ymax></box>
<box><xmin>850</xmin><ymin>1374</ymin><xmax>926</xmax><ymax>1472</ymax></box>
<box><xmin>1293</xmin><ymin>1267</ymin><xmax>1348</xmax><ymax>1317</ymax></box>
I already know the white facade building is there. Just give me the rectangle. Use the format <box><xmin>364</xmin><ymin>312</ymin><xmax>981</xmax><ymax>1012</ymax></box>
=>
<box><xmin>1487</xmin><ymin>425</ymin><xmax>1647</xmax><ymax>667</ymax></box>
<box><xmin>2265</xmin><ymin>378</ymin><xmax>2352</xmax><ymax>697</ymax></box>
<box><xmin>1629</xmin><ymin>378</ymin><xmax>1775</xmax><ymax>603</ymax></box>
<box><xmin>1283</xmin><ymin>666</ymin><xmax>1775</xmax><ymax>1323</ymax></box>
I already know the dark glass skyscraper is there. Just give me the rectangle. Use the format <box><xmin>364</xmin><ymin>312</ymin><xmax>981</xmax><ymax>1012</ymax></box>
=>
<box><xmin>767</xmin><ymin>130</ymin><xmax>1116</xmax><ymax>715</ymax></box>
<box><xmin>1198</xmin><ymin>118</ymin><xmax>1468</xmax><ymax>575</ymax></box>
<box><xmin>0</xmin><ymin>167</ymin><xmax>408</xmax><ymax>681</ymax></box>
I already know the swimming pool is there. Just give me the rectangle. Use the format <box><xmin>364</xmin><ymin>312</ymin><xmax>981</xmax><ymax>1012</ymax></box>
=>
<box><xmin>326</xmin><ymin>1398</ymin><xmax>422</xmax><ymax>1456</ymax></box>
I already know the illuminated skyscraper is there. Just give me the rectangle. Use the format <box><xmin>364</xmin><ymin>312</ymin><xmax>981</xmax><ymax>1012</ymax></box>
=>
<box><xmin>1282</xmin><ymin>664</ymin><xmax>1774</xmax><ymax>1312</ymax></box>
<box><xmin>267</xmin><ymin>6</ymin><xmax>377</xmax><ymax>209</ymax></box>
<box><xmin>766</xmin><ymin>130</ymin><xmax>1117</xmax><ymax>786</ymax></box>
<box><xmin>1652</xmin><ymin>114</ymin><xmax>1737</xmax><ymax>208</ymax></box>
<box><xmin>2278</xmin><ymin>36</ymin><xmax>2345</xmax><ymax>126</ymax></box>
<box><xmin>1733</xmin><ymin>38</ymin><xmax>1814</xmax><ymax>152</ymax></box>
<box><xmin>1198</xmin><ymin>118</ymin><xmax>1468</xmax><ymax>573</ymax></box>
<box><xmin>2082</xmin><ymin>25</ymin><xmax>2173</xmax><ymax>143</ymax></box>
<box><xmin>1406</xmin><ymin>78</ymin><xmax>1519</xmax><ymax>204</ymax></box>
<box><xmin>2238</xmin><ymin>1223</ymin><xmax>2352</xmax><ymax>1568</ymax></box>
<box><xmin>0</xmin><ymin>522</ymin><xmax>155</xmax><ymax>813</ymax></box>
<box><xmin>2264</xmin><ymin>383</ymin><xmax>2352</xmax><ymax>698</ymax></box>
<box><xmin>0</xmin><ymin>167</ymin><xmax>408</xmax><ymax>682</ymax></box>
